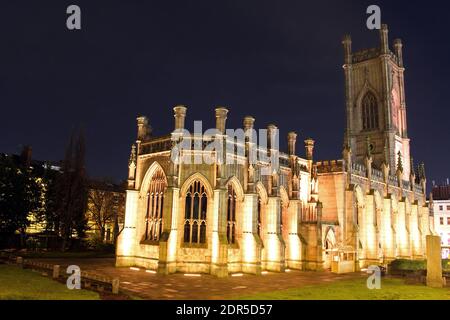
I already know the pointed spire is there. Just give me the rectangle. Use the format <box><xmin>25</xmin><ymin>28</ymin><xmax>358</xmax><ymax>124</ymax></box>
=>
<box><xmin>397</xmin><ymin>151</ymin><xmax>403</xmax><ymax>172</ymax></box>
<box><xmin>410</xmin><ymin>157</ymin><xmax>414</xmax><ymax>176</ymax></box>
<box><xmin>383</xmin><ymin>137</ymin><xmax>389</xmax><ymax>165</ymax></box>
<box><xmin>419</xmin><ymin>162</ymin><xmax>426</xmax><ymax>180</ymax></box>
<box><xmin>129</xmin><ymin>144</ymin><xmax>137</xmax><ymax>166</ymax></box>
<box><xmin>366</xmin><ymin>136</ymin><xmax>372</xmax><ymax>158</ymax></box>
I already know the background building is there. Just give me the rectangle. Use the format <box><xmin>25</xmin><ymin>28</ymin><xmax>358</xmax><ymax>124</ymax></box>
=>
<box><xmin>432</xmin><ymin>182</ymin><xmax>450</xmax><ymax>258</ymax></box>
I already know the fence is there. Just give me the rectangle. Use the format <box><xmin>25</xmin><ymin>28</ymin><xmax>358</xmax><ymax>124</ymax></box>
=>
<box><xmin>0</xmin><ymin>252</ymin><xmax>120</xmax><ymax>295</ymax></box>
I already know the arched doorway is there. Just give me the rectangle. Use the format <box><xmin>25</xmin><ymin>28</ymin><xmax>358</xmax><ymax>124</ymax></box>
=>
<box><xmin>323</xmin><ymin>227</ymin><xmax>337</xmax><ymax>269</ymax></box>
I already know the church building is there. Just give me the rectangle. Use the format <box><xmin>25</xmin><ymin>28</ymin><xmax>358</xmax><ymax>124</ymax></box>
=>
<box><xmin>116</xmin><ymin>25</ymin><xmax>434</xmax><ymax>276</ymax></box>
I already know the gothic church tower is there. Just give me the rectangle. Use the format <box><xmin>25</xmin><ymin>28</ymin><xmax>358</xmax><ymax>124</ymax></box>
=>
<box><xmin>342</xmin><ymin>24</ymin><xmax>411</xmax><ymax>179</ymax></box>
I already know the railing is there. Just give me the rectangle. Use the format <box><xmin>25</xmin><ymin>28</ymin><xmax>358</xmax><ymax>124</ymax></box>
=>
<box><xmin>316</xmin><ymin>160</ymin><xmax>344</xmax><ymax>174</ymax></box>
<box><xmin>414</xmin><ymin>184</ymin><xmax>423</xmax><ymax>194</ymax></box>
<box><xmin>402</xmin><ymin>180</ymin><xmax>411</xmax><ymax>190</ymax></box>
<box><xmin>140</xmin><ymin>135</ymin><xmax>172</xmax><ymax>154</ymax></box>
<box><xmin>372</xmin><ymin>168</ymin><xmax>384</xmax><ymax>182</ymax></box>
<box><xmin>388</xmin><ymin>175</ymin><xmax>398</xmax><ymax>186</ymax></box>
<box><xmin>351</xmin><ymin>163</ymin><xmax>366</xmax><ymax>176</ymax></box>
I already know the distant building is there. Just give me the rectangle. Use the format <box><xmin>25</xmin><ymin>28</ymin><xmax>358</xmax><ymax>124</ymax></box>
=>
<box><xmin>1</xmin><ymin>146</ymin><xmax>126</xmax><ymax>245</ymax></box>
<box><xmin>432</xmin><ymin>183</ymin><xmax>450</xmax><ymax>259</ymax></box>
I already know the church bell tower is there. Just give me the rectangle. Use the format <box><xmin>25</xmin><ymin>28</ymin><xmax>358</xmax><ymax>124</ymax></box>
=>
<box><xmin>342</xmin><ymin>24</ymin><xmax>411</xmax><ymax>179</ymax></box>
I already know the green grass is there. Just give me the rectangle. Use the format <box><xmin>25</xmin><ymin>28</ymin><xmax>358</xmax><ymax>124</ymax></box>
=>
<box><xmin>21</xmin><ymin>251</ymin><xmax>115</xmax><ymax>259</ymax></box>
<box><xmin>0</xmin><ymin>265</ymin><xmax>100</xmax><ymax>300</ymax></box>
<box><xmin>239</xmin><ymin>278</ymin><xmax>450</xmax><ymax>300</ymax></box>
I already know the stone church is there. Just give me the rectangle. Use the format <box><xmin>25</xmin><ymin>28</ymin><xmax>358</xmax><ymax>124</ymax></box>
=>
<box><xmin>116</xmin><ymin>25</ymin><xmax>434</xmax><ymax>276</ymax></box>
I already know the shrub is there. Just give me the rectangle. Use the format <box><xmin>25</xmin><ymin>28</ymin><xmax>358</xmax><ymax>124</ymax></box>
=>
<box><xmin>389</xmin><ymin>259</ymin><xmax>426</xmax><ymax>271</ymax></box>
<box><xmin>390</xmin><ymin>259</ymin><xmax>450</xmax><ymax>272</ymax></box>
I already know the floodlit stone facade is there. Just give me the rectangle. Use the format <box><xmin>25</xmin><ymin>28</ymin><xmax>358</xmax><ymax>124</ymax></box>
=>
<box><xmin>116</xmin><ymin>25</ymin><xmax>434</xmax><ymax>276</ymax></box>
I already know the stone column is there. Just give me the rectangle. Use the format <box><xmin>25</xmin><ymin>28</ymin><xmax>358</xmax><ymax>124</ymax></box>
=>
<box><xmin>342</xmin><ymin>34</ymin><xmax>354</xmax><ymax>150</ymax></box>
<box><xmin>211</xmin><ymin>189</ymin><xmax>229</xmax><ymax>277</ymax></box>
<box><xmin>265</xmin><ymin>197</ymin><xmax>285</xmax><ymax>272</ymax></box>
<box><xmin>116</xmin><ymin>190</ymin><xmax>139</xmax><ymax>267</ymax></box>
<box><xmin>304</xmin><ymin>138</ymin><xmax>315</xmax><ymax>161</ymax></box>
<box><xmin>173</xmin><ymin>105</ymin><xmax>187</xmax><ymax>131</ymax></box>
<box><xmin>244</xmin><ymin>116</ymin><xmax>256</xmax><ymax>193</ymax></box>
<box><xmin>380</xmin><ymin>24</ymin><xmax>389</xmax><ymax>54</ymax></box>
<box><xmin>241</xmin><ymin>193</ymin><xmax>262</xmax><ymax>274</ymax></box>
<box><xmin>287</xmin><ymin>132</ymin><xmax>297</xmax><ymax>156</ymax></box>
<box><xmin>157</xmin><ymin>187</ymin><xmax>179</xmax><ymax>275</ymax></box>
<box><xmin>215</xmin><ymin>107</ymin><xmax>229</xmax><ymax>134</ymax></box>
<box><xmin>364</xmin><ymin>193</ymin><xmax>377</xmax><ymax>264</ymax></box>
<box><xmin>137</xmin><ymin>116</ymin><xmax>150</xmax><ymax>141</ymax></box>
<box><xmin>286</xmin><ymin>200</ymin><xmax>302</xmax><ymax>269</ymax></box>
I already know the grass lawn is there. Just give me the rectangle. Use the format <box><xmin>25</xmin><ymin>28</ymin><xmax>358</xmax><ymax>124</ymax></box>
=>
<box><xmin>0</xmin><ymin>265</ymin><xmax>100</xmax><ymax>300</ymax></box>
<box><xmin>239</xmin><ymin>278</ymin><xmax>450</xmax><ymax>300</ymax></box>
<box><xmin>21</xmin><ymin>251</ymin><xmax>115</xmax><ymax>259</ymax></box>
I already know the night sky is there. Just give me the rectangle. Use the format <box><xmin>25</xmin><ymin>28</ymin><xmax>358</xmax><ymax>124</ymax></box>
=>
<box><xmin>0</xmin><ymin>1</ymin><xmax>449</xmax><ymax>186</ymax></box>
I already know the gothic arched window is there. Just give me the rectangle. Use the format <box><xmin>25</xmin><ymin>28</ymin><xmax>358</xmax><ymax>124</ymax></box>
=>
<box><xmin>184</xmin><ymin>180</ymin><xmax>207</xmax><ymax>244</ymax></box>
<box><xmin>280</xmin><ymin>201</ymin><xmax>288</xmax><ymax>234</ymax></box>
<box><xmin>362</xmin><ymin>92</ymin><xmax>379</xmax><ymax>131</ymax></box>
<box><xmin>227</xmin><ymin>185</ymin><xmax>237</xmax><ymax>244</ymax></box>
<box><xmin>257</xmin><ymin>194</ymin><xmax>262</xmax><ymax>238</ymax></box>
<box><xmin>145</xmin><ymin>167</ymin><xmax>167</xmax><ymax>241</ymax></box>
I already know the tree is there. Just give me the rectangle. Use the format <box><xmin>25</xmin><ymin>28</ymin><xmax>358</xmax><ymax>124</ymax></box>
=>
<box><xmin>0</xmin><ymin>154</ymin><xmax>42</xmax><ymax>247</ymax></box>
<box><xmin>57</xmin><ymin>129</ymin><xmax>88</xmax><ymax>251</ymax></box>
<box><xmin>87</xmin><ymin>185</ymin><xmax>116</xmax><ymax>242</ymax></box>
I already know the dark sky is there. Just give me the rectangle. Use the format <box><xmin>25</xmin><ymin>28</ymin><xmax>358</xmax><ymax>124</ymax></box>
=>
<box><xmin>0</xmin><ymin>0</ymin><xmax>449</xmax><ymax>186</ymax></box>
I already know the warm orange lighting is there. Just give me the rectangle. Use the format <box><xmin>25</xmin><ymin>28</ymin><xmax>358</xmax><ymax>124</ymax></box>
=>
<box><xmin>130</xmin><ymin>267</ymin><xmax>140</xmax><ymax>271</ymax></box>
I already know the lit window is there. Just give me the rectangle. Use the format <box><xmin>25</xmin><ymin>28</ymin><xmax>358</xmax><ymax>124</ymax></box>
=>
<box><xmin>226</xmin><ymin>185</ymin><xmax>237</xmax><ymax>245</ymax></box>
<box><xmin>184</xmin><ymin>180</ymin><xmax>207</xmax><ymax>244</ymax></box>
<box><xmin>448</xmin><ymin>217</ymin><xmax>450</xmax><ymax>225</ymax></box>
<box><xmin>257</xmin><ymin>194</ymin><xmax>262</xmax><ymax>238</ymax></box>
<box><xmin>144</xmin><ymin>167</ymin><xmax>167</xmax><ymax>241</ymax></box>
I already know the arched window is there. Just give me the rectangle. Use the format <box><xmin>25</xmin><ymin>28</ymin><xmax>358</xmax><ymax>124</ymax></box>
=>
<box><xmin>362</xmin><ymin>92</ymin><xmax>379</xmax><ymax>130</ymax></box>
<box><xmin>280</xmin><ymin>201</ymin><xmax>287</xmax><ymax>234</ymax></box>
<box><xmin>184</xmin><ymin>180</ymin><xmax>207</xmax><ymax>244</ymax></box>
<box><xmin>145</xmin><ymin>167</ymin><xmax>167</xmax><ymax>241</ymax></box>
<box><xmin>257</xmin><ymin>194</ymin><xmax>262</xmax><ymax>237</ymax></box>
<box><xmin>227</xmin><ymin>185</ymin><xmax>237</xmax><ymax>244</ymax></box>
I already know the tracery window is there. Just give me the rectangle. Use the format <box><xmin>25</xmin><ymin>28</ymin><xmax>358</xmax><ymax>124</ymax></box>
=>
<box><xmin>145</xmin><ymin>167</ymin><xmax>167</xmax><ymax>241</ymax></box>
<box><xmin>257</xmin><ymin>194</ymin><xmax>262</xmax><ymax>237</ymax></box>
<box><xmin>184</xmin><ymin>180</ymin><xmax>207</xmax><ymax>244</ymax></box>
<box><xmin>362</xmin><ymin>92</ymin><xmax>379</xmax><ymax>130</ymax></box>
<box><xmin>226</xmin><ymin>185</ymin><xmax>237</xmax><ymax>244</ymax></box>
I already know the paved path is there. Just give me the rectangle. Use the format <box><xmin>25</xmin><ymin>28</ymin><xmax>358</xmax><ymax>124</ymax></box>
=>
<box><xmin>33</xmin><ymin>258</ymin><xmax>365</xmax><ymax>300</ymax></box>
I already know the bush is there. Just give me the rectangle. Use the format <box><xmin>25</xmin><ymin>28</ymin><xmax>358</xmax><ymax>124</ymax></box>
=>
<box><xmin>84</xmin><ymin>237</ymin><xmax>115</xmax><ymax>253</ymax></box>
<box><xmin>390</xmin><ymin>259</ymin><xmax>450</xmax><ymax>272</ymax></box>
<box><xmin>442</xmin><ymin>259</ymin><xmax>450</xmax><ymax>271</ymax></box>
<box><xmin>389</xmin><ymin>259</ymin><xmax>426</xmax><ymax>271</ymax></box>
